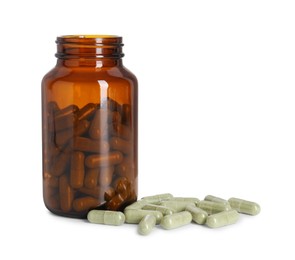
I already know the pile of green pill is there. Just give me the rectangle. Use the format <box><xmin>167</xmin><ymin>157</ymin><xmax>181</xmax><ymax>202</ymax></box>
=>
<box><xmin>87</xmin><ymin>193</ymin><xmax>261</xmax><ymax>235</ymax></box>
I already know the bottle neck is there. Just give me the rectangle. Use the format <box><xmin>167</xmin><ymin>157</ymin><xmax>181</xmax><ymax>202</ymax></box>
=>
<box><xmin>55</xmin><ymin>35</ymin><xmax>124</xmax><ymax>67</ymax></box>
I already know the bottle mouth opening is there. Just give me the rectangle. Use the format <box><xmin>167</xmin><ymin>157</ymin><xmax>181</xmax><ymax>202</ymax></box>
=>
<box><xmin>59</xmin><ymin>35</ymin><xmax>120</xmax><ymax>39</ymax></box>
<box><xmin>56</xmin><ymin>35</ymin><xmax>123</xmax><ymax>45</ymax></box>
<box><xmin>56</xmin><ymin>35</ymin><xmax>124</xmax><ymax>59</ymax></box>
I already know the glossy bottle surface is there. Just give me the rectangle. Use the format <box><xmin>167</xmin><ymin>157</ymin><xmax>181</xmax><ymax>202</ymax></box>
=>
<box><xmin>42</xmin><ymin>35</ymin><xmax>138</xmax><ymax>218</ymax></box>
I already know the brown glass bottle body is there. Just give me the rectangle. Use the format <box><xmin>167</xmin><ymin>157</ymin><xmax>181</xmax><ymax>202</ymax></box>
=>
<box><xmin>42</xmin><ymin>35</ymin><xmax>138</xmax><ymax>218</ymax></box>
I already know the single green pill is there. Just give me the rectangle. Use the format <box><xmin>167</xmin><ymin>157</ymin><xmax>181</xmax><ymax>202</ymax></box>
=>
<box><xmin>142</xmin><ymin>204</ymin><xmax>174</xmax><ymax>215</ymax></box>
<box><xmin>228</xmin><ymin>197</ymin><xmax>260</xmax><ymax>215</ymax></box>
<box><xmin>185</xmin><ymin>205</ymin><xmax>208</xmax><ymax>225</ymax></box>
<box><xmin>160</xmin><ymin>200</ymin><xmax>195</xmax><ymax>213</ymax></box>
<box><xmin>197</xmin><ymin>200</ymin><xmax>231</xmax><ymax>215</ymax></box>
<box><xmin>204</xmin><ymin>195</ymin><xmax>230</xmax><ymax>206</ymax></box>
<box><xmin>160</xmin><ymin>211</ymin><xmax>192</xmax><ymax>230</ymax></box>
<box><xmin>124</xmin><ymin>209</ymin><xmax>163</xmax><ymax>224</ymax></box>
<box><xmin>87</xmin><ymin>210</ymin><xmax>125</xmax><ymax>226</ymax></box>
<box><xmin>141</xmin><ymin>193</ymin><xmax>173</xmax><ymax>204</ymax></box>
<box><xmin>206</xmin><ymin>209</ymin><xmax>239</xmax><ymax>228</ymax></box>
<box><xmin>138</xmin><ymin>214</ymin><xmax>157</xmax><ymax>235</ymax></box>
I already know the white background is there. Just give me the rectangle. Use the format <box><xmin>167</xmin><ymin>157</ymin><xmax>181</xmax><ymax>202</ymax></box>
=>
<box><xmin>0</xmin><ymin>0</ymin><xmax>294</xmax><ymax>259</ymax></box>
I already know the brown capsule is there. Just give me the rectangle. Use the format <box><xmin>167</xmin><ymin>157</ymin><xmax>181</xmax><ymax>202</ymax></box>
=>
<box><xmin>121</xmin><ymin>104</ymin><xmax>131</xmax><ymax>126</ymax></box>
<box><xmin>73</xmin><ymin>137</ymin><xmax>110</xmax><ymax>154</ymax></box>
<box><xmin>77</xmin><ymin>103</ymin><xmax>97</xmax><ymax>121</ymax></box>
<box><xmin>73</xmin><ymin>197</ymin><xmax>100</xmax><ymax>212</ymax></box>
<box><xmin>85</xmin><ymin>151</ymin><xmax>123</xmax><ymax>168</ymax></box>
<box><xmin>98</xmin><ymin>166</ymin><xmax>114</xmax><ymax>186</ymax></box>
<box><xmin>104</xmin><ymin>187</ymin><xmax>116</xmax><ymax>201</ymax></box>
<box><xmin>51</xmin><ymin>149</ymin><xmax>71</xmax><ymax>177</ymax></box>
<box><xmin>70</xmin><ymin>151</ymin><xmax>85</xmax><ymax>189</ymax></box>
<box><xmin>54</xmin><ymin>105</ymin><xmax>79</xmax><ymax>131</ymax></box>
<box><xmin>110</xmin><ymin>137</ymin><xmax>132</xmax><ymax>155</ymax></box>
<box><xmin>89</xmin><ymin>109</ymin><xmax>109</xmax><ymax>139</ymax></box>
<box><xmin>111</xmin><ymin>123</ymin><xmax>131</xmax><ymax>140</ymax></box>
<box><xmin>79</xmin><ymin>186</ymin><xmax>102</xmax><ymax>198</ymax></box>
<box><xmin>84</xmin><ymin>168</ymin><xmax>100</xmax><ymax>189</ymax></box>
<box><xmin>55</xmin><ymin>120</ymin><xmax>90</xmax><ymax>147</ymax></box>
<box><xmin>59</xmin><ymin>175</ymin><xmax>73</xmax><ymax>212</ymax></box>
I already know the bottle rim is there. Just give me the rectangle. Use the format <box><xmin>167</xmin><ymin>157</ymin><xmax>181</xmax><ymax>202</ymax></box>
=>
<box><xmin>58</xmin><ymin>35</ymin><xmax>120</xmax><ymax>38</ymax></box>
<box><xmin>55</xmin><ymin>35</ymin><xmax>124</xmax><ymax>59</ymax></box>
<box><xmin>56</xmin><ymin>35</ymin><xmax>123</xmax><ymax>45</ymax></box>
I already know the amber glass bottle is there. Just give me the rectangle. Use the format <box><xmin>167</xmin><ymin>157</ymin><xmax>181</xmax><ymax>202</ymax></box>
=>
<box><xmin>42</xmin><ymin>35</ymin><xmax>138</xmax><ymax>218</ymax></box>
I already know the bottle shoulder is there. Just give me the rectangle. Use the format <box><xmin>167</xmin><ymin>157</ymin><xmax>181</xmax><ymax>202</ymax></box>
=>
<box><xmin>42</xmin><ymin>64</ymin><xmax>137</xmax><ymax>89</ymax></box>
<box><xmin>121</xmin><ymin>65</ymin><xmax>138</xmax><ymax>84</ymax></box>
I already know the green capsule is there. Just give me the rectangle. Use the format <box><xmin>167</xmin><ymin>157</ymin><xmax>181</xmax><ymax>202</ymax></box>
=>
<box><xmin>160</xmin><ymin>211</ymin><xmax>192</xmax><ymax>230</ymax></box>
<box><xmin>142</xmin><ymin>204</ymin><xmax>174</xmax><ymax>215</ymax></box>
<box><xmin>228</xmin><ymin>197</ymin><xmax>260</xmax><ymax>215</ymax></box>
<box><xmin>204</xmin><ymin>195</ymin><xmax>230</xmax><ymax>206</ymax></box>
<box><xmin>206</xmin><ymin>210</ymin><xmax>239</xmax><ymax>228</ymax></box>
<box><xmin>87</xmin><ymin>210</ymin><xmax>125</xmax><ymax>226</ymax></box>
<box><xmin>160</xmin><ymin>200</ymin><xmax>195</xmax><ymax>212</ymax></box>
<box><xmin>141</xmin><ymin>193</ymin><xmax>173</xmax><ymax>204</ymax></box>
<box><xmin>124</xmin><ymin>200</ymin><xmax>147</xmax><ymax>210</ymax></box>
<box><xmin>138</xmin><ymin>214</ymin><xmax>157</xmax><ymax>235</ymax></box>
<box><xmin>197</xmin><ymin>200</ymin><xmax>231</xmax><ymax>215</ymax></box>
<box><xmin>185</xmin><ymin>205</ymin><xmax>208</xmax><ymax>225</ymax></box>
<box><xmin>124</xmin><ymin>209</ymin><xmax>163</xmax><ymax>224</ymax></box>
